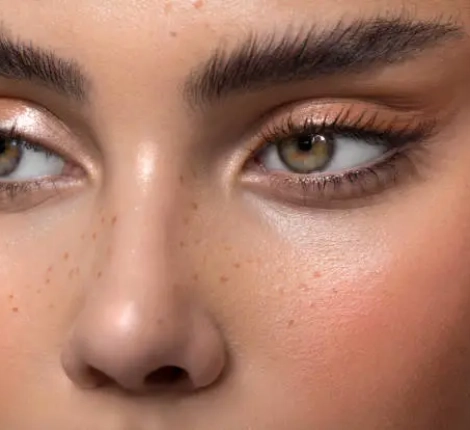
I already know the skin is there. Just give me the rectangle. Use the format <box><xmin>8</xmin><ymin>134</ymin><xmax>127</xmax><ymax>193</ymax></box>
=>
<box><xmin>1</xmin><ymin>0</ymin><xmax>470</xmax><ymax>428</ymax></box>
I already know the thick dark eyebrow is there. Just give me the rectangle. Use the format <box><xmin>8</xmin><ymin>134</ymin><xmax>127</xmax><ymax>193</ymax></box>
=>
<box><xmin>185</xmin><ymin>17</ymin><xmax>464</xmax><ymax>107</ymax></box>
<box><xmin>0</xmin><ymin>31</ymin><xmax>88</xmax><ymax>101</ymax></box>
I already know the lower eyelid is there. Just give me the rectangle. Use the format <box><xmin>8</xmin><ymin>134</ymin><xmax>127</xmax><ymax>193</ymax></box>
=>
<box><xmin>241</xmin><ymin>144</ymin><xmax>422</xmax><ymax>209</ymax></box>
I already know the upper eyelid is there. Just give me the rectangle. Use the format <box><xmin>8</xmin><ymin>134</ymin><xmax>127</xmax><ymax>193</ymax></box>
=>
<box><xmin>0</xmin><ymin>101</ymin><xmax>97</xmax><ymax>178</ymax></box>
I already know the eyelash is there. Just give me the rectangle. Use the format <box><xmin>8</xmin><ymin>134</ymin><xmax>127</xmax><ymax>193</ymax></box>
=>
<box><xmin>246</xmin><ymin>108</ymin><xmax>436</xmax><ymax>204</ymax></box>
<box><xmin>0</xmin><ymin>125</ymin><xmax>69</xmax><ymax>206</ymax></box>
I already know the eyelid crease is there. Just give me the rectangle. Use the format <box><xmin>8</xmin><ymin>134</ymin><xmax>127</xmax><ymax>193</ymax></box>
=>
<box><xmin>248</xmin><ymin>102</ymin><xmax>438</xmax><ymax>160</ymax></box>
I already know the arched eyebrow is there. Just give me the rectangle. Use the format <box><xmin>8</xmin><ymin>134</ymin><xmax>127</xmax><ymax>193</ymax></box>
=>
<box><xmin>0</xmin><ymin>30</ymin><xmax>89</xmax><ymax>102</ymax></box>
<box><xmin>184</xmin><ymin>17</ymin><xmax>464</xmax><ymax>108</ymax></box>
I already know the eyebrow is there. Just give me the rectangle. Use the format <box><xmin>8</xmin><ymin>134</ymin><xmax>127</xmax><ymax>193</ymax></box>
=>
<box><xmin>184</xmin><ymin>17</ymin><xmax>464</xmax><ymax>107</ymax></box>
<box><xmin>0</xmin><ymin>31</ymin><xmax>88</xmax><ymax>101</ymax></box>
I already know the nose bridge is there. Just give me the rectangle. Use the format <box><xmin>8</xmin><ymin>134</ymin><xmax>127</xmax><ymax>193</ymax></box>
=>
<box><xmin>61</xmin><ymin>152</ymin><xmax>226</xmax><ymax>393</ymax></box>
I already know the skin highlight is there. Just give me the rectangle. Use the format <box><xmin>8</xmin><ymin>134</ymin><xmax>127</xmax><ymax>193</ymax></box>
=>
<box><xmin>0</xmin><ymin>0</ymin><xmax>470</xmax><ymax>429</ymax></box>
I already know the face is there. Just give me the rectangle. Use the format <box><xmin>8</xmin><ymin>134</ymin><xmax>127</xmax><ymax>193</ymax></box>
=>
<box><xmin>1</xmin><ymin>0</ymin><xmax>470</xmax><ymax>428</ymax></box>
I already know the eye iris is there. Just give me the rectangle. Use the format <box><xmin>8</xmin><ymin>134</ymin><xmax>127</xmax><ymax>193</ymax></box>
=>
<box><xmin>277</xmin><ymin>133</ymin><xmax>334</xmax><ymax>173</ymax></box>
<box><xmin>0</xmin><ymin>138</ymin><xmax>22</xmax><ymax>176</ymax></box>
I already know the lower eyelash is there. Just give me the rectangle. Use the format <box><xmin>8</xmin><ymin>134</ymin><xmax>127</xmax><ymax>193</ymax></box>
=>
<box><xmin>244</xmin><ymin>144</ymin><xmax>423</xmax><ymax>208</ymax></box>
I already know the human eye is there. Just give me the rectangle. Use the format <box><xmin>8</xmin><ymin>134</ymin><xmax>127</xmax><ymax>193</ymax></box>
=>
<box><xmin>0</xmin><ymin>109</ymin><xmax>86</xmax><ymax>213</ymax></box>
<box><xmin>242</xmin><ymin>101</ymin><xmax>437</xmax><ymax>207</ymax></box>
<box><xmin>0</xmin><ymin>130</ymin><xmax>65</xmax><ymax>182</ymax></box>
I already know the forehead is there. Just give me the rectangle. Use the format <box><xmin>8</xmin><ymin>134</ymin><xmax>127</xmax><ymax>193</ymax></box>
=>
<box><xmin>1</xmin><ymin>0</ymin><xmax>463</xmax><ymax>33</ymax></box>
<box><xmin>0</xmin><ymin>0</ymin><xmax>463</xmax><ymax>73</ymax></box>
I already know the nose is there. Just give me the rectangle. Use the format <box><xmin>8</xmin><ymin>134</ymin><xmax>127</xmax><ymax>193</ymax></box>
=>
<box><xmin>61</xmin><ymin>286</ymin><xmax>226</xmax><ymax>393</ymax></box>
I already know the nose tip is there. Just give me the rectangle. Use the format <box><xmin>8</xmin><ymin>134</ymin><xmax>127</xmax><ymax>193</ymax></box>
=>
<box><xmin>61</xmin><ymin>305</ymin><xmax>226</xmax><ymax>394</ymax></box>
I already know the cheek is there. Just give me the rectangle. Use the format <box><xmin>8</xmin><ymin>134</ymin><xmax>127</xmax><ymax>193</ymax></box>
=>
<box><xmin>226</xmin><ymin>200</ymin><xmax>470</xmax><ymax>425</ymax></box>
<box><xmin>0</xmin><ymin>225</ymin><xmax>88</xmax><ymax>401</ymax></box>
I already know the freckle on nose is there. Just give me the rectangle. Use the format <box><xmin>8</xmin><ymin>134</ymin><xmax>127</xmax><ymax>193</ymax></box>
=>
<box><xmin>191</xmin><ymin>0</ymin><xmax>204</xmax><ymax>9</ymax></box>
<box><xmin>164</xmin><ymin>0</ymin><xmax>173</xmax><ymax>14</ymax></box>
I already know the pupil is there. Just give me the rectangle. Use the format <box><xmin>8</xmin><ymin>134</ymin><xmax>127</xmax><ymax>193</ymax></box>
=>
<box><xmin>297</xmin><ymin>135</ymin><xmax>314</xmax><ymax>152</ymax></box>
<box><xmin>0</xmin><ymin>139</ymin><xmax>7</xmax><ymax>154</ymax></box>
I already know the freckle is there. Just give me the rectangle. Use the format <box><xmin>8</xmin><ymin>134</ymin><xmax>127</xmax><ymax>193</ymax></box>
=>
<box><xmin>48</xmin><ymin>304</ymin><xmax>55</xmax><ymax>310</ymax></box>
<box><xmin>191</xmin><ymin>202</ymin><xmax>199</xmax><ymax>211</ymax></box>
<box><xmin>75</xmin><ymin>267</ymin><xmax>81</xmax><ymax>276</ymax></box>
<box><xmin>97</xmin><ymin>271</ymin><xmax>102</xmax><ymax>279</ymax></box>
<box><xmin>179</xmin><ymin>241</ymin><xmax>186</xmax><ymax>248</ymax></box>
<box><xmin>164</xmin><ymin>1</ymin><xmax>173</xmax><ymax>14</ymax></box>
<box><xmin>193</xmin><ymin>273</ymin><xmax>199</xmax><ymax>281</ymax></box>
<box><xmin>80</xmin><ymin>233</ymin><xmax>85</xmax><ymax>240</ymax></box>
<box><xmin>183</xmin><ymin>217</ymin><xmax>190</xmax><ymax>225</ymax></box>
<box><xmin>107</xmin><ymin>246</ymin><xmax>112</xmax><ymax>257</ymax></box>
<box><xmin>233</xmin><ymin>263</ymin><xmax>241</xmax><ymax>269</ymax></box>
<box><xmin>220</xmin><ymin>276</ymin><xmax>229</xmax><ymax>283</ymax></box>
<box><xmin>194</xmin><ymin>239</ymin><xmax>201</xmax><ymax>245</ymax></box>
<box><xmin>246</xmin><ymin>258</ymin><xmax>253</xmax><ymax>264</ymax></box>
<box><xmin>12</xmin><ymin>307</ymin><xmax>19</xmax><ymax>313</ymax></box>
<box><xmin>179</xmin><ymin>175</ymin><xmax>185</xmax><ymax>185</ymax></box>
<box><xmin>157</xmin><ymin>318</ymin><xmax>164</xmax><ymax>326</ymax></box>
<box><xmin>224</xmin><ymin>245</ymin><xmax>232</xmax><ymax>252</ymax></box>
<box><xmin>191</xmin><ymin>0</ymin><xmax>204</xmax><ymax>9</ymax></box>
<box><xmin>8</xmin><ymin>294</ymin><xmax>14</xmax><ymax>300</ymax></box>
<box><xmin>68</xmin><ymin>269</ymin><xmax>74</xmax><ymax>279</ymax></box>
<box><xmin>92</xmin><ymin>233</ymin><xmax>97</xmax><ymax>241</ymax></box>
<box><xmin>45</xmin><ymin>278</ymin><xmax>50</xmax><ymax>285</ymax></box>
<box><xmin>170</xmin><ymin>31</ymin><xmax>178</xmax><ymax>37</ymax></box>
<box><xmin>63</xmin><ymin>252</ymin><xmax>69</xmax><ymax>261</ymax></box>
<box><xmin>36</xmin><ymin>289</ymin><xmax>42</xmax><ymax>294</ymax></box>
<box><xmin>288</xmin><ymin>319</ymin><xmax>295</xmax><ymax>328</ymax></box>
<box><xmin>111</xmin><ymin>216</ymin><xmax>117</xmax><ymax>226</ymax></box>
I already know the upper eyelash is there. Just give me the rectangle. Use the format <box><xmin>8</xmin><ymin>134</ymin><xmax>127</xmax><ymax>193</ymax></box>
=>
<box><xmin>0</xmin><ymin>124</ymin><xmax>55</xmax><ymax>156</ymax></box>
<box><xmin>254</xmin><ymin>108</ymin><xmax>437</xmax><ymax>157</ymax></box>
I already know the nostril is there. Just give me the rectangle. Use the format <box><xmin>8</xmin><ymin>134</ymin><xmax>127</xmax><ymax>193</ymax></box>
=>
<box><xmin>145</xmin><ymin>366</ymin><xmax>188</xmax><ymax>386</ymax></box>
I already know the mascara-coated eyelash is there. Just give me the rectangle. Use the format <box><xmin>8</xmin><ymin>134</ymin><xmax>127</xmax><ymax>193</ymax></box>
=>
<box><xmin>243</xmin><ymin>106</ymin><xmax>437</xmax><ymax>206</ymax></box>
<box><xmin>0</xmin><ymin>124</ymin><xmax>81</xmax><ymax>212</ymax></box>
<box><xmin>255</xmin><ymin>108</ymin><xmax>435</xmax><ymax>155</ymax></box>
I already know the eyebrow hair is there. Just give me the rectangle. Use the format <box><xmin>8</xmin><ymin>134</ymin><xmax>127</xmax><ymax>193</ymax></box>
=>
<box><xmin>184</xmin><ymin>17</ymin><xmax>464</xmax><ymax>107</ymax></box>
<box><xmin>0</xmin><ymin>31</ymin><xmax>88</xmax><ymax>101</ymax></box>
